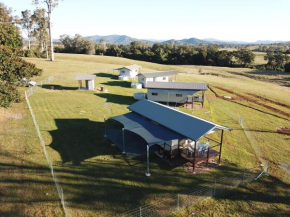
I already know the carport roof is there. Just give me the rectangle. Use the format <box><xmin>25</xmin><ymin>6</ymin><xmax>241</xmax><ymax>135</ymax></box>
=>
<box><xmin>128</xmin><ymin>100</ymin><xmax>231</xmax><ymax>141</ymax></box>
<box><xmin>110</xmin><ymin>112</ymin><xmax>184</xmax><ymax>146</ymax></box>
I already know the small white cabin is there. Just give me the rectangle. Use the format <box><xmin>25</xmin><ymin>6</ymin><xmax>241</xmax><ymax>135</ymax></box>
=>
<box><xmin>114</xmin><ymin>64</ymin><xmax>141</xmax><ymax>80</ymax></box>
<box><xmin>138</xmin><ymin>71</ymin><xmax>178</xmax><ymax>87</ymax></box>
<box><xmin>145</xmin><ymin>82</ymin><xmax>208</xmax><ymax>107</ymax></box>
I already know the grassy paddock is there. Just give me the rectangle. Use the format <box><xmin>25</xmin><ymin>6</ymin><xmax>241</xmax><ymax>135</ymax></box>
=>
<box><xmin>1</xmin><ymin>53</ymin><xmax>289</xmax><ymax>216</ymax></box>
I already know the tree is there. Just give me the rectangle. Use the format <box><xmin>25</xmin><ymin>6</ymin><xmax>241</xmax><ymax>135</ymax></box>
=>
<box><xmin>0</xmin><ymin>3</ymin><xmax>14</xmax><ymax>23</ymax></box>
<box><xmin>0</xmin><ymin>23</ymin><xmax>22</xmax><ymax>49</ymax></box>
<box><xmin>100</xmin><ymin>39</ymin><xmax>107</xmax><ymax>51</ymax></box>
<box><xmin>264</xmin><ymin>51</ymin><xmax>290</xmax><ymax>70</ymax></box>
<box><xmin>0</xmin><ymin>3</ymin><xmax>22</xmax><ymax>49</ymax></box>
<box><xmin>0</xmin><ymin>46</ymin><xmax>42</xmax><ymax>108</ymax></box>
<box><xmin>31</xmin><ymin>9</ymin><xmax>49</xmax><ymax>55</ymax></box>
<box><xmin>233</xmin><ymin>49</ymin><xmax>255</xmax><ymax>67</ymax></box>
<box><xmin>21</xmin><ymin>10</ymin><xmax>33</xmax><ymax>50</ymax></box>
<box><xmin>32</xmin><ymin>0</ymin><xmax>62</xmax><ymax>61</ymax></box>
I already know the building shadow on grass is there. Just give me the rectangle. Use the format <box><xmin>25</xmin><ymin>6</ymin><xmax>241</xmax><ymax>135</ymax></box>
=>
<box><xmin>100</xmin><ymin>81</ymin><xmax>132</xmax><ymax>88</ymax></box>
<box><xmin>94</xmin><ymin>72</ymin><xmax>118</xmax><ymax>79</ymax></box>
<box><xmin>95</xmin><ymin>93</ymin><xmax>137</xmax><ymax>105</ymax></box>
<box><xmin>49</xmin><ymin>119</ymin><xmax>120</xmax><ymax>165</ymax></box>
<box><xmin>41</xmin><ymin>84</ymin><xmax>78</xmax><ymax>90</ymax></box>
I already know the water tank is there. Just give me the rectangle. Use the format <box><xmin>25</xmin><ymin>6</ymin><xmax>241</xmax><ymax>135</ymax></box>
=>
<box><xmin>133</xmin><ymin>92</ymin><xmax>146</xmax><ymax>100</ymax></box>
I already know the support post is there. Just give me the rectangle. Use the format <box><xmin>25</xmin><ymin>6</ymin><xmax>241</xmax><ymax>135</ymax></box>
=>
<box><xmin>177</xmin><ymin>193</ymin><xmax>180</xmax><ymax>210</ymax></box>
<box><xmin>140</xmin><ymin>207</ymin><xmax>142</xmax><ymax>217</ymax></box>
<box><xmin>206</xmin><ymin>146</ymin><xmax>210</xmax><ymax>166</ymax></box>
<box><xmin>145</xmin><ymin>145</ymin><xmax>151</xmax><ymax>177</ymax></box>
<box><xmin>163</xmin><ymin>143</ymin><xmax>166</xmax><ymax>158</ymax></box>
<box><xmin>202</xmin><ymin>90</ymin><xmax>205</xmax><ymax>108</ymax></box>
<box><xmin>167</xmin><ymin>93</ymin><xmax>169</xmax><ymax>106</ymax></box>
<box><xmin>192</xmin><ymin>141</ymin><xmax>197</xmax><ymax>172</ymax></box>
<box><xmin>104</xmin><ymin>117</ymin><xmax>107</xmax><ymax>137</ymax></box>
<box><xmin>213</xmin><ymin>179</ymin><xmax>216</xmax><ymax>196</ymax></box>
<box><xmin>122</xmin><ymin>128</ymin><xmax>125</xmax><ymax>154</ymax></box>
<box><xmin>218</xmin><ymin>130</ymin><xmax>224</xmax><ymax>164</ymax></box>
<box><xmin>170</xmin><ymin>145</ymin><xmax>172</xmax><ymax>163</ymax></box>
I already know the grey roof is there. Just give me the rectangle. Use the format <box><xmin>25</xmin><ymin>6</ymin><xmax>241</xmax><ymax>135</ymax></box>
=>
<box><xmin>75</xmin><ymin>75</ymin><xmax>96</xmax><ymax>80</ymax></box>
<box><xmin>148</xmin><ymin>88</ymin><xmax>199</xmax><ymax>95</ymax></box>
<box><xmin>128</xmin><ymin>100</ymin><xmax>231</xmax><ymax>141</ymax></box>
<box><xmin>145</xmin><ymin>82</ymin><xmax>208</xmax><ymax>90</ymax></box>
<box><xmin>139</xmin><ymin>71</ymin><xmax>178</xmax><ymax>78</ymax></box>
<box><xmin>110</xmin><ymin>112</ymin><xmax>184</xmax><ymax>146</ymax></box>
<box><xmin>115</xmin><ymin>64</ymin><xmax>141</xmax><ymax>71</ymax></box>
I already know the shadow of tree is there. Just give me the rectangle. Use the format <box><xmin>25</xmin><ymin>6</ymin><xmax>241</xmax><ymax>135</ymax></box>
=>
<box><xmin>41</xmin><ymin>84</ymin><xmax>78</xmax><ymax>90</ymax></box>
<box><xmin>49</xmin><ymin>119</ymin><xmax>120</xmax><ymax>165</ymax></box>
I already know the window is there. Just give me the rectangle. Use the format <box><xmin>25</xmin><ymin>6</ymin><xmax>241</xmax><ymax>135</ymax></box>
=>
<box><xmin>152</xmin><ymin>93</ymin><xmax>158</xmax><ymax>96</ymax></box>
<box><xmin>176</xmin><ymin>94</ymin><xmax>182</xmax><ymax>97</ymax></box>
<box><xmin>121</xmin><ymin>71</ymin><xmax>125</xmax><ymax>74</ymax></box>
<box><xmin>163</xmin><ymin>77</ymin><xmax>166</xmax><ymax>80</ymax></box>
<box><xmin>141</xmin><ymin>78</ymin><xmax>144</xmax><ymax>81</ymax></box>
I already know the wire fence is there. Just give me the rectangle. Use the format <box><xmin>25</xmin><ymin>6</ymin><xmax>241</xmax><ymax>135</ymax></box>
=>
<box><xmin>24</xmin><ymin>76</ymin><xmax>70</xmax><ymax>217</ymax></box>
<box><xmin>23</xmin><ymin>75</ymin><xmax>271</xmax><ymax>217</ymax></box>
<box><xmin>121</xmin><ymin>112</ymin><xmax>270</xmax><ymax>217</ymax></box>
<box><xmin>122</xmin><ymin>165</ymin><xmax>268</xmax><ymax>217</ymax></box>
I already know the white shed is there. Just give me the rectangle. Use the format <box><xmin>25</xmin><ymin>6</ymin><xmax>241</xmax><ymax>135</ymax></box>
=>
<box><xmin>137</xmin><ymin>71</ymin><xmax>178</xmax><ymax>87</ymax></box>
<box><xmin>75</xmin><ymin>75</ymin><xmax>96</xmax><ymax>90</ymax></box>
<box><xmin>145</xmin><ymin>82</ymin><xmax>208</xmax><ymax>108</ymax></box>
<box><xmin>114</xmin><ymin>64</ymin><xmax>141</xmax><ymax>80</ymax></box>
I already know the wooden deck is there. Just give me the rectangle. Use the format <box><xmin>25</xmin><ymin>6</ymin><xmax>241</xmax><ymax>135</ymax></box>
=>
<box><xmin>180</xmin><ymin>148</ymin><xmax>220</xmax><ymax>166</ymax></box>
<box><xmin>187</xmin><ymin>97</ymin><xmax>204</xmax><ymax>103</ymax></box>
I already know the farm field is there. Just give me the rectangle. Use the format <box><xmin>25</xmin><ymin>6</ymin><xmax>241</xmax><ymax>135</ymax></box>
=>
<box><xmin>1</xmin><ymin>53</ymin><xmax>290</xmax><ymax>216</ymax></box>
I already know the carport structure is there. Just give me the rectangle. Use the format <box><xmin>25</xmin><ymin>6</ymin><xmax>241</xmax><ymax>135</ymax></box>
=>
<box><xmin>105</xmin><ymin>100</ymin><xmax>231</xmax><ymax>176</ymax></box>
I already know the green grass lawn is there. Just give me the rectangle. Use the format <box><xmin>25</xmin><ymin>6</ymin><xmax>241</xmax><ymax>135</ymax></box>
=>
<box><xmin>1</xmin><ymin>53</ymin><xmax>290</xmax><ymax>216</ymax></box>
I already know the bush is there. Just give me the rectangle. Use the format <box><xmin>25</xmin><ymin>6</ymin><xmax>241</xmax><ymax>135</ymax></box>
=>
<box><xmin>0</xmin><ymin>46</ymin><xmax>42</xmax><ymax>108</ymax></box>
<box><xmin>21</xmin><ymin>49</ymin><xmax>47</xmax><ymax>58</ymax></box>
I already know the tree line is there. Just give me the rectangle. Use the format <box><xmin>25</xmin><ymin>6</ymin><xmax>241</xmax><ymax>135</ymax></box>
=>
<box><xmin>56</xmin><ymin>35</ymin><xmax>256</xmax><ymax>68</ymax></box>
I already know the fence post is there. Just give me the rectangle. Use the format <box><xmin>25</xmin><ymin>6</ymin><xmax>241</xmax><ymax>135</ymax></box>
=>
<box><xmin>177</xmin><ymin>193</ymin><xmax>180</xmax><ymax>211</ymax></box>
<box><xmin>239</xmin><ymin>115</ymin><xmax>242</xmax><ymax>125</ymax></box>
<box><xmin>242</xmin><ymin>170</ymin><xmax>246</xmax><ymax>184</ymax></box>
<box><xmin>213</xmin><ymin>179</ymin><xmax>216</xmax><ymax>196</ymax></box>
<box><xmin>264</xmin><ymin>161</ymin><xmax>270</xmax><ymax>177</ymax></box>
<box><xmin>140</xmin><ymin>207</ymin><xmax>142</xmax><ymax>217</ymax></box>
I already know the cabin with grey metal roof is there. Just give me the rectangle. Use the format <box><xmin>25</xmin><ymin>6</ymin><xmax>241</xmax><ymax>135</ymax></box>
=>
<box><xmin>75</xmin><ymin>75</ymin><xmax>96</xmax><ymax>90</ymax></box>
<box><xmin>144</xmin><ymin>81</ymin><xmax>208</xmax><ymax>108</ymax></box>
<box><xmin>137</xmin><ymin>71</ymin><xmax>178</xmax><ymax>87</ymax></box>
<box><xmin>105</xmin><ymin>100</ymin><xmax>232</xmax><ymax>176</ymax></box>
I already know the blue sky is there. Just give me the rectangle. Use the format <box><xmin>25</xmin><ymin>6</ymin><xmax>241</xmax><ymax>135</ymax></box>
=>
<box><xmin>3</xmin><ymin>0</ymin><xmax>290</xmax><ymax>42</ymax></box>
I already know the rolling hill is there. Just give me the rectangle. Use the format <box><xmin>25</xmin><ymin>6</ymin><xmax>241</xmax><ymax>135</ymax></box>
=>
<box><xmin>84</xmin><ymin>35</ymin><xmax>288</xmax><ymax>45</ymax></box>
<box><xmin>85</xmin><ymin>34</ymin><xmax>154</xmax><ymax>45</ymax></box>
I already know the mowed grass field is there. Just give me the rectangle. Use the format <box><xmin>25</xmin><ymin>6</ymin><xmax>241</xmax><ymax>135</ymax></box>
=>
<box><xmin>1</xmin><ymin>53</ymin><xmax>290</xmax><ymax>216</ymax></box>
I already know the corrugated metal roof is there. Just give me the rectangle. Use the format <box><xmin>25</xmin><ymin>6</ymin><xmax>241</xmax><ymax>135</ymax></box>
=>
<box><xmin>139</xmin><ymin>71</ymin><xmax>178</xmax><ymax>78</ymax></box>
<box><xmin>115</xmin><ymin>64</ymin><xmax>141</xmax><ymax>71</ymax></box>
<box><xmin>75</xmin><ymin>75</ymin><xmax>96</xmax><ymax>80</ymax></box>
<box><xmin>148</xmin><ymin>88</ymin><xmax>198</xmax><ymax>95</ymax></box>
<box><xmin>128</xmin><ymin>100</ymin><xmax>231</xmax><ymax>141</ymax></box>
<box><xmin>145</xmin><ymin>82</ymin><xmax>208</xmax><ymax>90</ymax></box>
<box><xmin>110</xmin><ymin>112</ymin><xmax>184</xmax><ymax>145</ymax></box>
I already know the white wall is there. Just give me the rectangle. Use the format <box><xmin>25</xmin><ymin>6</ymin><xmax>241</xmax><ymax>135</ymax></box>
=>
<box><xmin>154</xmin><ymin>76</ymin><xmax>169</xmax><ymax>82</ymax></box>
<box><xmin>119</xmin><ymin>68</ymin><xmax>139</xmax><ymax>78</ymax></box>
<box><xmin>147</xmin><ymin>89</ymin><xmax>188</xmax><ymax>103</ymax></box>
<box><xmin>138</xmin><ymin>75</ymin><xmax>168</xmax><ymax>86</ymax></box>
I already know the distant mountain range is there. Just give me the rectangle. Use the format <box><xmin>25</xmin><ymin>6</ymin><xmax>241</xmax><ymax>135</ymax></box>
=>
<box><xmin>84</xmin><ymin>34</ymin><xmax>288</xmax><ymax>45</ymax></box>
<box><xmin>85</xmin><ymin>35</ymin><xmax>154</xmax><ymax>44</ymax></box>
